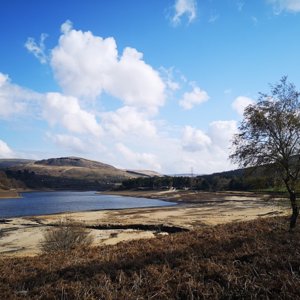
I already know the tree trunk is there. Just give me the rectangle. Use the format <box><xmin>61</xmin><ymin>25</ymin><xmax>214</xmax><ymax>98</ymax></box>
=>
<box><xmin>289</xmin><ymin>191</ymin><xmax>299</xmax><ymax>230</ymax></box>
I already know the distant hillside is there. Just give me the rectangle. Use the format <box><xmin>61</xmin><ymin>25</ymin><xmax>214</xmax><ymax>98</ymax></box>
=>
<box><xmin>127</xmin><ymin>170</ymin><xmax>163</xmax><ymax>177</ymax></box>
<box><xmin>34</xmin><ymin>157</ymin><xmax>115</xmax><ymax>169</ymax></box>
<box><xmin>1</xmin><ymin>156</ymin><xmax>277</xmax><ymax>193</ymax></box>
<box><xmin>0</xmin><ymin>159</ymin><xmax>34</xmax><ymax>168</ymax></box>
<box><xmin>121</xmin><ymin>164</ymin><xmax>285</xmax><ymax>192</ymax></box>
<box><xmin>0</xmin><ymin>157</ymin><xmax>152</xmax><ymax>191</ymax></box>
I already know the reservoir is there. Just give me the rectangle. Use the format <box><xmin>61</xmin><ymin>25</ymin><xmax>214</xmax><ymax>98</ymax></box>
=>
<box><xmin>0</xmin><ymin>191</ymin><xmax>176</xmax><ymax>218</ymax></box>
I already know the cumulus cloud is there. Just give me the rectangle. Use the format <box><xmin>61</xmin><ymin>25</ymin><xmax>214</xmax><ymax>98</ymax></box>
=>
<box><xmin>25</xmin><ymin>33</ymin><xmax>48</xmax><ymax>64</ymax></box>
<box><xmin>182</xmin><ymin>126</ymin><xmax>212</xmax><ymax>151</ymax></box>
<box><xmin>102</xmin><ymin>106</ymin><xmax>157</xmax><ymax>139</ymax></box>
<box><xmin>177</xmin><ymin>121</ymin><xmax>238</xmax><ymax>174</ymax></box>
<box><xmin>267</xmin><ymin>0</ymin><xmax>300</xmax><ymax>13</ymax></box>
<box><xmin>0</xmin><ymin>73</ymin><xmax>7</xmax><ymax>86</ymax></box>
<box><xmin>160</xmin><ymin>67</ymin><xmax>180</xmax><ymax>92</ymax></box>
<box><xmin>61</xmin><ymin>19</ymin><xmax>73</xmax><ymax>33</ymax></box>
<box><xmin>0</xmin><ymin>140</ymin><xmax>14</xmax><ymax>158</ymax></box>
<box><xmin>176</xmin><ymin>121</ymin><xmax>237</xmax><ymax>174</ymax></box>
<box><xmin>182</xmin><ymin>121</ymin><xmax>237</xmax><ymax>152</ymax></box>
<box><xmin>51</xmin><ymin>23</ymin><xmax>117</xmax><ymax>99</ymax></box>
<box><xmin>18</xmin><ymin>20</ymin><xmax>240</xmax><ymax>175</ymax></box>
<box><xmin>232</xmin><ymin>96</ymin><xmax>255</xmax><ymax>116</ymax></box>
<box><xmin>172</xmin><ymin>0</ymin><xmax>197</xmax><ymax>25</ymax></box>
<box><xmin>43</xmin><ymin>93</ymin><xmax>102</xmax><ymax>136</ymax></box>
<box><xmin>107</xmin><ymin>47</ymin><xmax>165</xmax><ymax>113</ymax></box>
<box><xmin>179</xmin><ymin>86</ymin><xmax>209</xmax><ymax>110</ymax></box>
<box><xmin>50</xmin><ymin>21</ymin><xmax>165</xmax><ymax>112</ymax></box>
<box><xmin>49</xmin><ymin>134</ymin><xmax>86</xmax><ymax>153</ymax></box>
<box><xmin>208</xmin><ymin>120</ymin><xmax>238</xmax><ymax>149</ymax></box>
<box><xmin>0</xmin><ymin>72</ymin><xmax>40</xmax><ymax>119</ymax></box>
<box><xmin>116</xmin><ymin>143</ymin><xmax>161</xmax><ymax>171</ymax></box>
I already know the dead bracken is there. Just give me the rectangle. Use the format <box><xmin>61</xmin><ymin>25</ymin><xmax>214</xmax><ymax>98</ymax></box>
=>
<box><xmin>0</xmin><ymin>216</ymin><xmax>299</xmax><ymax>299</ymax></box>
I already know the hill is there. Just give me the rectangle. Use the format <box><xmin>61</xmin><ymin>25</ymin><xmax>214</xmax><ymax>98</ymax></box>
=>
<box><xmin>121</xmin><ymin>165</ymin><xmax>286</xmax><ymax>193</ymax></box>
<box><xmin>0</xmin><ymin>159</ymin><xmax>34</xmax><ymax>168</ymax></box>
<box><xmin>34</xmin><ymin>157</ymin><xmax>114</xmax><ymax>169</ymax></box>
<box><xmin>0</xmin><ymin>157</ymin><xmax>152</xmax><ymax>191</ymax></box>
<box><xmin>126</xmin><ymin>169</ymin><xmax>163</xmax><ymax>177</ymax></box>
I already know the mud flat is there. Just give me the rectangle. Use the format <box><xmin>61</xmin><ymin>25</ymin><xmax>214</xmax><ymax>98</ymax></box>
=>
<box><xmin>0</xmin><ymin>190</ymin><xmax>20</xmax><ymax>199</ymax></box>
<box><xmin>0</xmin><ymin>190</ymin><xmax>289</xmax><ymax>257</ymax></box>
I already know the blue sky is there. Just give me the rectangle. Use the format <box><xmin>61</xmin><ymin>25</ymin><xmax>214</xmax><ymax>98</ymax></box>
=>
<box><xmin>0</xmin><ymin>0</ymin><xmax>300</xmax><ymax>174</ymax></box>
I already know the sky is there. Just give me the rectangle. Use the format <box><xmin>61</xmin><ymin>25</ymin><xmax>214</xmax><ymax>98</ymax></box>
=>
<box><xmin>1</xmin><ymin>0</ymin><xmax>300</xmax><ymax>174</ymax></box>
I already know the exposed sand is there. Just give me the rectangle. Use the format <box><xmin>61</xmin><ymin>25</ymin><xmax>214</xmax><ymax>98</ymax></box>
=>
<box><xmin>0</xmin><ymin>190</ymin><xmax>290</xmax><ymax>257</ymax></box>
<box><xmin>0</xmin><ymin>190</ymin><xmax>20</xmax><ymax>199</ymax></box>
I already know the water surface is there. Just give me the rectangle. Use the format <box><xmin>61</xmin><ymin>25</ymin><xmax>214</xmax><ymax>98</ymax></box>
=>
<box><xmin>0</xmin><ymin>191</ymin><xmax>176</xmax><ymax>218</ymax></box>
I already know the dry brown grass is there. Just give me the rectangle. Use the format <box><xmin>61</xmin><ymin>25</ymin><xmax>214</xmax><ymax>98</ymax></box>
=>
<box><xmin>0</xmin><ymin>216</ymin><xmax>300</xmax><ymax>299</ymax></box>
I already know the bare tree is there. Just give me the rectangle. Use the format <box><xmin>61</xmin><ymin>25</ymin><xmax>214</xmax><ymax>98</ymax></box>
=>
<box><xmin>230</xmin><ymin>77</ymin><xmax>300</xmax><ymax>230</ymax></box>
<box><xmin>41</xmin><ymin>219</ymin><xmax>93</xmax><ymax>252</ymax></box>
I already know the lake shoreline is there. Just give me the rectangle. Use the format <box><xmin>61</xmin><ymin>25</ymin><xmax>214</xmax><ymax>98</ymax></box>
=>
<box><xmin>0</xmin><ymin>190</ymin><xmax>21</xmax><ymax>199</ymax></box>
<box><xmin>0</xmin><ymin>189</ymin><xmax>289</xmax><ymax>257</ymax></box>
<box><xmin>0</xmin><ymin>191</ymin><xmax>176</xmax><ymax>219</ymax></box>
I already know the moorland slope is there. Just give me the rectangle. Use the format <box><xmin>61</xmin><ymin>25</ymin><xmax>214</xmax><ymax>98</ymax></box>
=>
<box><xmin>0</xmin><ymin>157</ymin><xmax>155</xmax><ymax>191</ymax></box>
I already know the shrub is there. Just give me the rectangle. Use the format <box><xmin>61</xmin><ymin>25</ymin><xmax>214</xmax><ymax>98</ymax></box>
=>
<box><xmin>41</xmin><ymin>219</ymin><xmax>93</xmax><ymax>253</ymax></box>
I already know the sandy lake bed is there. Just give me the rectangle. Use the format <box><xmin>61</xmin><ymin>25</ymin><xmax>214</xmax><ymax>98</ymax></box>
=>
<box><xmin>0</xmin><ymin>190</ymin><xmax>289</xmax><ymax>257</ymax></box>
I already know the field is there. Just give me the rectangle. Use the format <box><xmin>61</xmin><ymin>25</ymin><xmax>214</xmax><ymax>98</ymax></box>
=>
<box><xmin>0</xmin><ymin>216</ymin><xmax>299</xmax><ymax>299</ymax></box>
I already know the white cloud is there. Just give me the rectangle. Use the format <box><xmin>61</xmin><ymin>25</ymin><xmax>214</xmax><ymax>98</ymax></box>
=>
<box><xmin>232</xmin><ymin>96</ymin><xmax>255</xmax><ymax>116</ymax></box>
<box><xmin>182</xmin><ymin>126</ymin><xmax>212</xmax><ymax>151</ymax></box>
<box><xmin>0</xmin><ymin>73</ymin><xmax>40</xmax><ymax>119</ymax></box>
<box><xmin>208</xmin><ymin>120</ymin><xmax>238</xmax><ymax>149</ymax></box>
<box><xmin>172</xmin><ymin>0</ymin><xmax>197</xmax><ymax>25</ymax></box>
<box><xmin>105</xmin><ymin>47</ymin><xmax>165</xmax><ymax>113</ymax></box>
<box><xmin>160</xmin><ymin>67</ymin><xmax>180</xmax><ymax>92</ymax></box>
<box><xmin>43</xmin><ymin>93</ymin><xmax>102</xmax><ymax>136</ymax></box>
<box><xmin>25</xmin><ymin>33</ymin><xmax>48</xmax><ymax>64</ymax></box>
<box><xmin>51</xmin><ymin>23</ymin><xmax>117</xmax><ymax>99</ymax></box>
<box><xmin>102</xmin><ymin>106</ymin><xmax>157</xmax><ymax>139</ymax></box>
<box><xmin>267</xmin><ymin>0</ymin><xmax>300</xmax><ymax>13</ymax></box>
<box><xmin>177</xmin><ymin>121</ymin><xmax>237</xmax><ymax>174</ymax></box>
<box><xmin>17</xmin><ymin>21</ymin><xmax>241</xmax><ymax>175</ymax></box>
<box><xmin>50</xmin><ymin>134</ymin><xmax>86</xmax><ymax>153</ymax></box>
<box><xmin>116</xmin><ymin>143</ymin><xmax>161</xmax><ymax>171</ymax></box>
<box><xmin>61</xmin><ymin>19</ymin><xmax>73</xmax><ymax>34</ymax></box>
<box><xmin>179</xmin><ymin>86</ymin><xmax>209</xmax><ymax>110</ymax></box>
<box><xmin>0</xmin><ymin>73</ymin><xmax>7</xmax><ymax>86</ymax></box>
<box><xmin>182</xmin><ymin>121</ymin><xmax>237</xmax><ymax>153</ymax></box>
<box><xmin>175</xmin><ymin>122</ymin><xmax>237</xmax><ymax>174</ymax></box>
<box><xmin>50</xmin><ymin>21</ymin><xmax>165</xmax><ymax>113</ymax></box>
<box><xmin>0</xmin><ymin>140</ymin><xmax>14</xmax><ymax>158</ymax></box>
